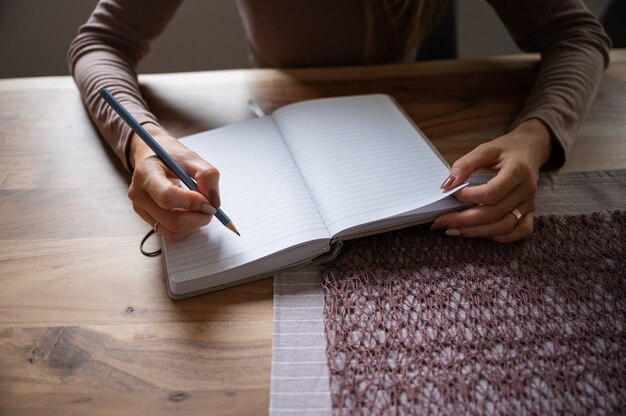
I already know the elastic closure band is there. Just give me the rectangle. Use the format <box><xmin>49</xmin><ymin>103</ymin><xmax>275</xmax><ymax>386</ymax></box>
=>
<box><xmin>140</xmin><ymin>229</ymin><xmax>162</xmax><ymax>257</ymax></box>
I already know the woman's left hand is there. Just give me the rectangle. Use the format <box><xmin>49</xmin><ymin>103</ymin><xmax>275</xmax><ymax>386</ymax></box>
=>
<box><xmin>432</xmin><ymin>118</ymin><xmax>554</xmax><ymax>243</ymax></box>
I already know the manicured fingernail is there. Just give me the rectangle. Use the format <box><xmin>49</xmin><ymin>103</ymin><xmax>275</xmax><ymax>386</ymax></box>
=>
<box><xmin>440</xmin><ymin>174</ymin><xmax>455</xmax><ymax>189</ymax></box>
<box><xmin>431</xmin><ymin>221</ymin><xmax>448</xmax><ymax>230</ymax></box>
<box><xmin>445</xmin><ymin>228</ymin><xmax>462</xmax><ymax>237</ymax></box>
<box><xmin>209</xmin><ymin>189</ymin><xmax>221</xmax><ymax>207</ymax></box>
<box><xmin>200</xmin><ymin>203</ymin><xmax>217</xmax><ymax>215</ymax></box>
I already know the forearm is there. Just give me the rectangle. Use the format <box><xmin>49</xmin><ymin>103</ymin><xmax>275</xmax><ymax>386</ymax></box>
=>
<box><xmin>70</xmin><ymin>49</ymin><xmax>160</xmax><ymax>171</ymax></box>
<box><xmin>510</xmin><ymin>41</ymin><xmax>609</xmax><ymax>167</ymax></box>
<box><xmin>489</xmin><ymin>0</ymin><xmax>611</xmax><ymax>167</ymax></box>
<box><xmin>67</xmin><ymin>0</ymin><xmax>182</xmax><ymax>171</ymax></box>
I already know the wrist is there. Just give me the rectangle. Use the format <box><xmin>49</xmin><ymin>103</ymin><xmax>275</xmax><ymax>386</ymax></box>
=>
<box><xmin>129</xmin><ymin>123</ymin><xmax>165</xmax><ymax>169</ymax></box>
<box><xmin>515</xmin><ymin>118</ymin><xmax>553</xmax><ymax>170</ymax></box>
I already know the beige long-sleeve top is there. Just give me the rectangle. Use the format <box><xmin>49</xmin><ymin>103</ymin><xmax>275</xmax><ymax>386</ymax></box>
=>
<box><xmin>68</xmin><ymin>0</ymin><xmax>611</xmax><ymax>171</ymax></box>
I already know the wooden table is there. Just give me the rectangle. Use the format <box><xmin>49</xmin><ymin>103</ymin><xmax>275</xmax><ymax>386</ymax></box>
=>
<box><xmin>1</xmin><ymin>52</ymin><xmax>625</xmax><ymax>415</ymax></box>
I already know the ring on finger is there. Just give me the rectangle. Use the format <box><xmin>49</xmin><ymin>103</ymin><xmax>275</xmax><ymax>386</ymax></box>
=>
<box><xmin>508</xmin><ymin>208</ymin><xmax>523</xmax><ymax>225</ymax></box>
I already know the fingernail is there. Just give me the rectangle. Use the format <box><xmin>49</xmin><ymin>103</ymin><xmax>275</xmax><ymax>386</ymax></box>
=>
<box><xmin>445</xmin><ymin>228</ymin><xmax>462</xmax><ymax>237</ymax></box>
<box><xmin>209</xmin><ymin>189</ymin><xmax>221</xmax><ymax>207</ymax></box>
<box><xmin>440</xmin><ymin>174</ymin><xmax>455</xmax><ymax>189</ymax></box>
<box><xmin>431</xmin><ymin>221</ymin><xmax>448</xmax><ymax>230</ymax></box>
<box><xmin>200</xmin><ymin>203</ymin><xmax>217</xmax><ymax>215</ymax></box>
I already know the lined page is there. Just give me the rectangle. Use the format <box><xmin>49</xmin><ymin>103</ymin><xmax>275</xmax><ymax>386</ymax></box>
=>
<box><xmin>163</xmin><ymin>117</ymin><xmax>330</xmax><ymax>296</ymax></box>
<box><xmin>273</xmin><ymin>95</ymin><xmax>457</xmax><ymax>237</ymax></box>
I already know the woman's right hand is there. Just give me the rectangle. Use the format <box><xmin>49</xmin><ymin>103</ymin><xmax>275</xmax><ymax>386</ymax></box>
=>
<box><xmin>127</xmin><ymin>123</ymin><xmax>221</xmax><ymax>241</ymax></box>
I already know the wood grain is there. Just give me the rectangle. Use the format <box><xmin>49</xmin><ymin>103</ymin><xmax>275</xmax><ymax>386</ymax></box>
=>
<box><xmin>1</xmin><ymin>52</ymin><xmax>625</xmax><ymax>415</ymax></box>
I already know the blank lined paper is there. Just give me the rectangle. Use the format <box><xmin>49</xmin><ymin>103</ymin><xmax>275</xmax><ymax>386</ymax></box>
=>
<box><xmin>274</xmin><ymin>95</ymin><xmax>453</xmax><ymax>236</ymax></box>
<box><xmin>163</xmin><ymin>118</ymin><xmax>330</xmax><ymax>295</ymax></box>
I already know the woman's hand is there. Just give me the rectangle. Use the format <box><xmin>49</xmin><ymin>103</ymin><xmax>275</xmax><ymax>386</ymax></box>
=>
<box><xmin>128</xmin><ymin>123</ymin><xmax>220</xmax><ymax>241</ymax></box>
<box><xmin>432</xmin><ymin>119</ymin><xmax>553</xmax><ymax>243</ymax></box>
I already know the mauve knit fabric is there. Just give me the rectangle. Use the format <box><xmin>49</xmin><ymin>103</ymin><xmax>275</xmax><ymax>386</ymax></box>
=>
<box><xmin>322</xmin><ymin>211</ymin><xmax>625</xmax><ymax>414</ymax></box>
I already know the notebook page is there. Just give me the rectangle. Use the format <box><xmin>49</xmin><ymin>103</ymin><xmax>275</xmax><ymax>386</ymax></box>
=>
<box><xmin>273</xmin><ymin>95</ymin><xmax>457</xmax><ymax>237</ymax></box>
<box><xmin>163</xmin><ymin>117</ymin><xmax>330</xmax><ymax>295</ymax></box>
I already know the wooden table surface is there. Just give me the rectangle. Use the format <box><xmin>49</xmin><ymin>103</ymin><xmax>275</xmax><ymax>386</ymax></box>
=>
<box><xmin>1</xmin><ymin>52</ymin><xmax>625</xmax><ymax>415</ymax></box>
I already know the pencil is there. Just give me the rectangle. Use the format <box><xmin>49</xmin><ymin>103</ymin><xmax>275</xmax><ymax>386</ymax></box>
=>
<box><xmin>99</xmin><ymin>88</ymin><xmax>240</xmax><ymax>236</ymax></box>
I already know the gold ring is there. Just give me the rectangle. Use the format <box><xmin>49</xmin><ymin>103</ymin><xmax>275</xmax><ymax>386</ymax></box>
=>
<box><xmin>509</xmin><ymin>209</ymin><xmax>523</xmax><ymax>224</ymax></box>
<box><xmin>153</xmin><ymin>221</ymin><xmax>160</xmax><ymax>233</ymax></box>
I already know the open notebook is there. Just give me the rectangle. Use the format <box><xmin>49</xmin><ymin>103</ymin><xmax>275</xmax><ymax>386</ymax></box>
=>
<box><xmin>162</xmin><ymin>94</ymin><xmax>465</xmax><ymax>299</ymax></box>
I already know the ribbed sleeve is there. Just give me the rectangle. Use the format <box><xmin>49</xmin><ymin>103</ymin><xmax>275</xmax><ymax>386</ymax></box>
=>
<box><xmin>67</xmin><ymin>0</ymin><xmax>183</xmax><ymax>171</ymax></box>
<box><xmin>489</xmin><ymin>0</ymin><xmax>611</xmax><ymax>166</ymax></box>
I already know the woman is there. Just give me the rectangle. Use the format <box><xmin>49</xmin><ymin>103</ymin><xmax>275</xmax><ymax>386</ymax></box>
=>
<box><xmin>68</xmin><ymin>0</ymin><xmax>611</xmax><ymax>243</ymax></box>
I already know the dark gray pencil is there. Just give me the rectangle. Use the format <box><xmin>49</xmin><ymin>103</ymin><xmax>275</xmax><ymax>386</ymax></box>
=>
<box><xmin>99</xmin><ymin>88</ymin><xmax>240</xmax><ymax>236</ymax></box>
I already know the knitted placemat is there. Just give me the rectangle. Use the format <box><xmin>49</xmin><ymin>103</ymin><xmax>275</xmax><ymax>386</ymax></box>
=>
<box><xmin>269</xmin><ymin>170</ymin><xmax>626</xmax><ymax>415</ymax></box>
<box><xmin>322</xmin><ymin>211</ymin><xmax>626</xmax><ymax>414</ymax></box>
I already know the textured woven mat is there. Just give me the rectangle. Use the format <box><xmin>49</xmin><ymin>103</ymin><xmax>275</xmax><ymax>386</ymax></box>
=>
<box><xmin>270</xmin><ymin>170</ymin><xmax>626</xmax><ymax>415</ymax></box>
<box><xmin>322</xmin><ymin>212</ymin><xmax>625</xmax><ymax>414</ymax></box>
